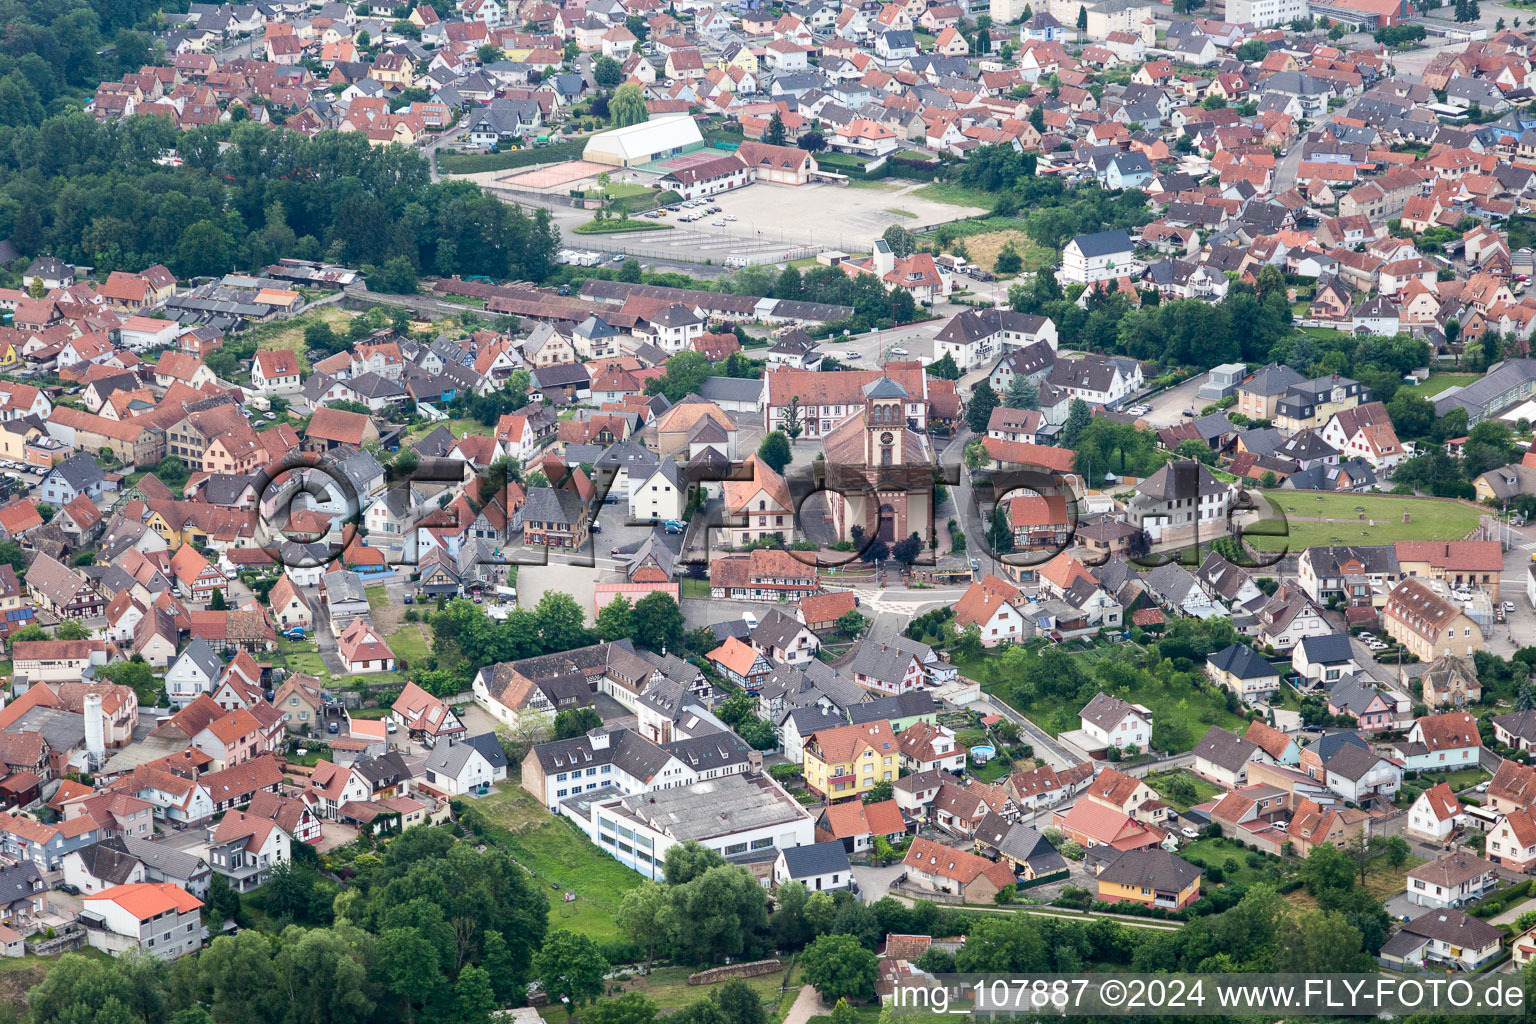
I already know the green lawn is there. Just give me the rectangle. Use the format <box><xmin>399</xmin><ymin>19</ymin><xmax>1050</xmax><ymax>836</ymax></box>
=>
<box><xmin>1410</xmin><ymin>766</ymin><xmax>1489</xmax><ymax>792</ymax></box>
<box><xmin>679</xmin><ymin>578</ymin><xmax>710</xmax><ymax>599</ymax></box>
<box><xmin>387</xmin><ymin>624</ymin><xmax>431</xmax><ymax>664</ymax></box>
<box><xmin>957</xmin><ymin>648</ymin><xmax>1246</xmax><ymax>753</ymax></box>
<box><xmin>349</xmin><ymin>706</ymin><xmax>393</xmax><ymax>720</ymax></box>
<box><xmin>1143</xmin><ymin>770</ymin><xmax>1223</xmax><ymax>811</ymax></box>
<box><xmin>275</xmin><ymin>639</ymin><xmax>332</xmax><ymax>682</ymax></box>
<box><xmin>1410</xmin><ymin>373</ymin><xmax>1479</xmax><ymax>399</ymax></box>
<box><xmin>471</xmin><ymin>787</ymin><xmax>642</xmax><ymax>943</ymax></box>
<box><xmin>1178</xmin><ymin>838</ymin><xmax>1282</xmax><ymax>887</ymax></box>
<box><xmin>366</xmin><ymin>586</ymin><xmax>389</xmax><ymax>612</ymax></box>
<box><xmin>914</xmin><ymin>182</ymin><xmax>998</xmax><ymax>209</ymax></box>
<box><xmin>1248</xmin><ymin>491</ymin><xmax>1484</xmax><ymax>553</ymax></box>
<box><xmin>571</xmin><ymin>219</ymin><xmax>673</xmax><ymax>234</ymax></box>
<box><xmin>407</xmin><ymin>417</ymin><xmax>486</xmax><ymax>442</ymax></box>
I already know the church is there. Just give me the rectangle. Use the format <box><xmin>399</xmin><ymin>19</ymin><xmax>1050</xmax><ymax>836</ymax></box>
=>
<box><xmin>823</xmin><ymin>377</ymin><xmax>936</xmax><ymax>546</ymax></box>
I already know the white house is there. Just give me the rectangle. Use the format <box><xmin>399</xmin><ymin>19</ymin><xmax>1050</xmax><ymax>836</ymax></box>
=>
<box><xmin>1059</xmin><ymin>229</ymin><xmax>1142</xmax><ymax>285</ymax></box>
<box><xmin>629</xmin><ymin>461</ymin><xmax>687</xmax><ymax>523</ymax></box>
<box><xmin>953</xmin><ymin>575</ymin><xmax>1030</xmax><ymax>648</ymax></box>
<box><xmin>79</xmin><ymin>883</ymin><xmax>204</xmax><ymax>960</ymax></box>
<box><xmin>1392</xmin><ymin>712</ymin><xmax>1482</xmax><ymax>773</ymax></box>
<box><xmin>1404</xmin><ymin>851</ymin><xmax>1498</xmax><ymax>910</ymax></box>
<box><xmin>1406</xmin><ymin>782</ymin><xmax>1465</xmax><ymax>843</ymax></box>
<box><xmin>773</xmin><ymin>840</ymin><xmax>854</xmax><ymax>893</ymax></box>
<box><xmin>1291</xmin><ymin>633</ymin><xmax>1359</xmax><ymax>685</ymax></box>
<box><xmin>1077</xmin><ymin>693</ymin><xmax>1152</xmax><ymax>751</ymax></box>
<box><xmin>419</xmin><ymin>737</ymin><xmax>499</xmax><ymax>796</ymax></box>
<box><xmin>164</xmin><ymin>638</ymin><xmax>223</xmax><ymax>708</ymax></box>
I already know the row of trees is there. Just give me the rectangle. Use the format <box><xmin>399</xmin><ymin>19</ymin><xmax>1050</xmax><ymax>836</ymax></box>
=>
<box><xmin>0</xmin><ymin>115</ymin><xmax>561</xmax><ymax>290</ymax></box>
<box><xmin>30</xmin><ymin>826</ymin><xmax>549</xmax><ymax>1024</ymax></box>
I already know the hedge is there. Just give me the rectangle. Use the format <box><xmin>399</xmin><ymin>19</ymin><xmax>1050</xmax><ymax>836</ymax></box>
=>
<box><xmin>436</xmin><ymin>139</ymin><xmax>586</xmax><ymax>175</ymax></box>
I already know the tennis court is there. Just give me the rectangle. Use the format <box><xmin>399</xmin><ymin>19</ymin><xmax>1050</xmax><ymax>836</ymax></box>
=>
<box><xmin>498</xmin><ymin>160</ymin><xmax>615</xmax><ymax>190</ymax></box>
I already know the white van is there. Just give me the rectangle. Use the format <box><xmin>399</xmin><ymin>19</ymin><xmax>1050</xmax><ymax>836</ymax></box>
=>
<box><xmin>725</xmin><ymin>255</ymin><xmax>749</xmax><ymax>269</ymax></box>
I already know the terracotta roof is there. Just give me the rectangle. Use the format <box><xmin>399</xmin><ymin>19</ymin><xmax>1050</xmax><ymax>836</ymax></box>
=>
<box><xmin>82</xmin><ymin>882</ymin><xmax>202</xmax><ymax>920</ymax></box>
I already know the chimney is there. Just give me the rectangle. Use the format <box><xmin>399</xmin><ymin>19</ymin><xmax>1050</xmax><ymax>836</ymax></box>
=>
<box><xmin>84</xmin><ymin>692</ymin><xmax>105</xmax><ymax>766</ymax></box>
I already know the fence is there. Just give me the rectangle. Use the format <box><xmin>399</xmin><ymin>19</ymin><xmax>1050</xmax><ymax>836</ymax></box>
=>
<box><xmin>688</xmin><ymin>959</ymin><xmax>783</xmax><ymax>985</ymax></box>
<box><xmin>1015</xmin><ymin>869</ymin><xmax>1071</xmax><ymax>891</ymax></box>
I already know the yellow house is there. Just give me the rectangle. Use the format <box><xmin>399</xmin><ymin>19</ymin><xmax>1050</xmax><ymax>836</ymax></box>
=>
<box><xmin>1095</xmin><ymin>849</ymin><xmax>1203</xmax><ymax>910</ymax></box>
<box><xmin>370</xmin><ymin>53</ymin><xmax>416</xmax><ymax>88</ymax></box>
<box><xmin>0</xmin><ymin>421</ymin><xmax>38</xmax><ymax>462</ymax></box>
<box><xmin>719</xmin><ymin>43</ymin><xmax>758</xmax><ymax>74</ymax></box>
<box><xmin>802</xmin><ymin>720</ymin><xmax>898</xmax><ymax>801</ymax></box>
<box><xmin>0</xmin><ymin>338</ymin><xmax>19</xmax><ymax>370</ymax></box>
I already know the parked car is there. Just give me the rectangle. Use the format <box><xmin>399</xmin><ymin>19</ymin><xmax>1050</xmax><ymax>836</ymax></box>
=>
<box><xmin>283</xmin><ymin>627</ymin><xmax>306</xmax><ymax>641</ymax></box>
<box><xmin>327</xmin><ymin>721</ymin><xmax>340</xmax><ymax>734</ymax></box>
<box><xmin>1180</xmin><ymin>827</ymin><xmax>1199</xmax><ymax>839</ymax></box>
<box><xmin>58</xmin><ymin>883</ymin><xmax>80</xmax><ymax>895</ymax></box>
<box><xmin>610</xmin><ymin>254</ymin><xmax>626</xmax><ymax>263</ymax></box>
<box><xmin>403</xmin><ymin>595</ymin><xmax>414</xmax><ymax>605</ymax></box>
<box><xmin>387</xmin><ymin>720</ymin><xmax>398</xmax><ymax>733</ymax></box>
<box><xmin>664</xmin><ymin>520</ymin><xmax>687</xmax><ymax>534</ymax></box>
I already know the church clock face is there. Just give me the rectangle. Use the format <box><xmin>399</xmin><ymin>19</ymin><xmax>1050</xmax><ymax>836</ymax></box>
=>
<box><xmin>880</xmin><ymin>431</ymin><xmax>895</xmax><ymax>445</ymax></box>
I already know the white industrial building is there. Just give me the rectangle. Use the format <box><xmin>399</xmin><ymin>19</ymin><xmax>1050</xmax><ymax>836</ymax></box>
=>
<box><xmin>582</xmin><ymin>114</ymin><xmax>706</xmax><ymax>168</ymax></box>
<box><xmin>567</xmin><ymin>773</ymin><xmax>815</xmax><ymax>881</ymax></box>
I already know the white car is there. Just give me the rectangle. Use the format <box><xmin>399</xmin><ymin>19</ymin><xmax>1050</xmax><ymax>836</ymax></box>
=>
<box><xmin>725</xmin><ymin>214</ymin><xmax>737</xmax><ymax>221</ymax></box>
<box><xmin>1180</xmin><ymin>827</ymin><xmax>1199</xmax><ymax>839</ymax></box>
<box><xmin>712</xmin><ymin>219</ymin><xmax>726</xmax><ymax>226</ymax></box>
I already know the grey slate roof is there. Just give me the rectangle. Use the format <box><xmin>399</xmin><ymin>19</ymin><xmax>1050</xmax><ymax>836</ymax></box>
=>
<box><xmin>779</xmin><ymin>839</ymin><xmax>851</xmax><ymax>878</ymax></box>
<box><xmin>1297</xmin><ymin>633</ymin><xmax>1355</xmax><ymax>665</ymax></box>
<box><xmin>1207</xmin><ymin>642</ymin><xmax>1275</xmax><ymax>681</ymax></box>
<box><xmin>1193</xmin><ymin>726</ymin><xmax>1259</xmax><ymax>772</ymax></box>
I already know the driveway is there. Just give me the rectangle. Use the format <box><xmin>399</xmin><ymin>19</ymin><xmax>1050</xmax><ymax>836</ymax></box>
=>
<box><xmin>851</xmin><ymin>859</ymin><xmax>908</xmax><ymax>905</ymax></box>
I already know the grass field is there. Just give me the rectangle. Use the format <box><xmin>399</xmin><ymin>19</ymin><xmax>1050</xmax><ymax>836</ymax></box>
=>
<box><xmin>254</xmin><ymin>305</ymin><xmax>354</xmax><ymax>374</ymax></box>
<box><xmin>472</xmin><ymin>787</ymin><xmax>642</xmax><ymax>943</ymax></box>
<box><xmin>366</xmin><ymin>586</ymin><xmax>389</xmax><ymax>611</ymax></box>
<box><xmin>437</xmin><ymin>140</ymin><xmax>586</xmax><ymax>175</ymax></box>
<box><xmin>1247</xmin><ymin>491</ymin><xmax>1483</xmax><ymax>552</ymax></box>
<box><xmin>1410</xmin><ymin>766</ymin><xmax>1489</xmax><ymax>792</ymax></box>
<box><xmin>1410</xmin><ymin>373</ymin><xmax>1480</xmax><ymax>399</ymax></box>
<box><xmin>957</xmin><ymin>647</ymin><xmax>1246</xmax><ymax>752</ymax></box>
<box><xmin>886</xmin><ymin>208</ymin><xmax>917</xmax><ymax>218</ymax></box>
<box><xmin>387</xmin><ymin>623</ymin><xmax>431</xmax><ymax>664</ymax></box>
<box><xmin>407</xmin><ymin>417</ymin><xmax>484</xmax><ymax>442</ymax></box>
<box><xmin>1179</xmin><ymin>838</ymin><xmax>1281</xmax><ymax>887</ymax></box>
<box><xmin>916</xmin><ymin>182</ymin><xmax>1001</xmax><ymax>209</ymax></box>
<box><xmin>1144</xmin><ymin>770</ymin><xmax>1223</xmax><ymax>811</ymax></box>
<box><xmin>959</xmin><ymin>229</ymin><xmax>1054</xmax><ymax>275</ymax></box>
<box><xmin>572</xmin><ymin>219</ymin><xmax>673</xmax><ymax>234</ymax></box>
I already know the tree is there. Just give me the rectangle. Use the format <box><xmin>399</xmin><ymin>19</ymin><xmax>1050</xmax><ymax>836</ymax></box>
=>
<box><xmin>633</xmin><ymin>592</ymin><xmax>685</xmax><ymax>653</ymax></box>
<box><xmin>1275</xmin><ymin>910</ymin><xmax>1372</xmax><ymax>973</ymax></box>
<box><xmin>1076</xmin><ymin>3</ymin><xmax>1088</xmax><ymax>29</ymax></box>
<box><xmin>478</xmin><ymin>43</ymin><xmax>503</xmax><ymax>65</ymax></box>
<box><xmin>534</xmin><ymin>931</ymin><xmax>609</xmax><ymax>1021</ymax></box>
<box><xmin>153</xmin><ymin>455</ymin><xmax>190</xmax><ymax>488</ymax></box>
<box><xmin>966</xmin><ymin>382</ymin><xmax>999</xmax><ymax>435</ymax></box>
<box><xmin>994</xmin><ymin>242</ymin><xmax>1022</xmax><ymax>275</ymax></box>
<box><xmin>1382</xmin><ymin>835</ymin><xmax>1411</xmax><ymax>870</ymax></box>
<box><xmin>863</xmin><ymin>780</ymin><xmax>894</xmax><ymax>804</ymax></box>
<box><xmin>592</xmin><ymin>55</ymin><xmax>623</xmax><ymax>87</ymax></box>
<box><xmin>662</xmin><ymin>864</ymin><xmax>770</xmax><ymax>963</ymax></box>
<box><xmin>453</xmin><ymin>966</ymin><xmax>497</xmax><ymax>1024</ymax></box>
<box><xmin>782</xmin><ymin>395</ymin><xmax>803</xmax><ymax>439</ymax></box>
<box><xmin>765</xmin><ymin>111</ymin><xmax>787</xmax><ymax>147</ymax></box>
<box><xmin>891</xmin><ymin>532</ymin><xmax>922</xmax><ymax>564</ymax></box>
<box><xmin>585</xmin><ymin>993</ymin><xmax>658</xmax><ymax>1024</ymax></box>
<box><xmin>757</xmin><ymin>431</ymin><xmax>792</xmax><ymax>473</ymax></box>
<box><xmin>616</xmin><ymin>881</ymin><xmax>668</xmax><ymax>972</ymax></box>
<box><xmin>1060</xmin><ymin>398</ymin><xmax>1092</xmax><ymax>447</ymax></box>
<box><xmin>836</xmin><ymin>609</ymin><xmax>867</xmax><ymax>637</ymax></box>
<box><xmin>1236</xmin><ymin>38</ymin><xmax>1268</xmax><ymax>61</ymax></box>
<box><xmin>646</xmin><ymin>350</ymin><xmax>713</xmax><ymax>402</ymax></box>
<box><xmin>830</xmin><ymin>1000</ymin><xmax>859</xmax><ymax>1024</ymax></box>
<box><xmin>1004</xmin><ymin>377</ymin><xmax>1039</xmax><ymax>410</ymax></box>
<box><xmin>664</xmin><ymin>840</ymin><xmax>728</xmax><ymax>885</ymax></box>
<box><xmin>926</xmin><ymin>353</ymin><xmax>961</xmax><ymax>380</ymax></box>
<box><xmin>1300</xmin><ymin>842</ymin><xmax>1355</xmax><ymax>897</ymax></box>
<box><xmin>377</xmin><ymin>927</ymin><xmax>447</xmax><ymax>1019</ymax></box>
<box><xmin>536</xmin><ymin>591</ymin><xmax>590</xmax><ymax>652</ymax></box>
<box><xmin>595</xmin><ymin>595</ymin><xmax>635</xmax><ymax>642</ymax></box>
<box><xmin>611</xmin><ymin>83</ymin><xmax>648</xmax><ymax>127</ymax></box>
<box><xmin>798</xmin><ymin>131</ymin><xmax>827</xmax><ymax>152</ymax></box>
<box><xmin>553</xmin><ymin>707</ymin><xmax>604</xmax><ymax>740</ymax></box>
<box><xmin>881</xmin><ymin>225</ymin><xmax>917</xmax><ymax>258</ymax></box>
<box><xmin>800</xmin><ymin>933</ymin><xmax>879</xmax><ymax>1003</ymax></box>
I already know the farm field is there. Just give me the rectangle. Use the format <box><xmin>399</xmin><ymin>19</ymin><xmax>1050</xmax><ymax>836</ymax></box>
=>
<box><xmin>1244</xmin><ymin>491</ymin><xmax>1483</xmax><ymax>552</ymax></box>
